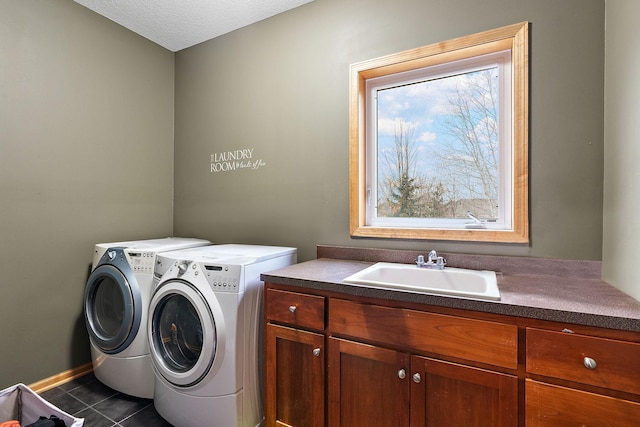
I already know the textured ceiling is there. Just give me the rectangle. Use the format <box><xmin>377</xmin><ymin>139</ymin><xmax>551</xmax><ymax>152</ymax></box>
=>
<box><xmin>74</xmin><ymin>0</ymin><xmax>314</xmax><ymax>52</ymax></box>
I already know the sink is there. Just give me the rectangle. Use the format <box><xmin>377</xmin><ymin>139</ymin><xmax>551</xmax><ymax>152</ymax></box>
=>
<box><xmin>343</xmin><ymin>262</ymin><xmax>500</xmax><ymax>300</ymax></box>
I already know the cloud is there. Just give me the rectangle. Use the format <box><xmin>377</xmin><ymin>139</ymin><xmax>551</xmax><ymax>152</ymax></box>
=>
<box><xmin>377</xmin><ymin>92</ymin><xmax>411</xmax><ymax>116</ymax></box>
<box><xmin>418</xmin><ymin>131</ymin><xmax>437</xmax><ymax>143</ymax></box>
<box><xmin>377</xmin><ymin>117</ymin><xmax>421</xmax><ymax>136</ymax></box>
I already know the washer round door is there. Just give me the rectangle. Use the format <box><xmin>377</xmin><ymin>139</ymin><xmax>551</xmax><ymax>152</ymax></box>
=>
<box><xmin>148</xmin><ymin>279</ymin><xmax>224</xmax><ymax>387</ymax></box>
<box><xmin>84</xmin><ymin>264</ymin><xmax>141</xmax><ymax>354</ymax></box>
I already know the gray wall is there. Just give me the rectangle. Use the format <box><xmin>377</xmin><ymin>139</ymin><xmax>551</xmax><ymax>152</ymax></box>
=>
<box><xmin>174</xmin><ymin>0</ymin><xmax>605</xmax><ymax>262</ymax></box>
<box><xmin>0</xmin><ymin>1</ymin><xmax>175</xmax><ymax>388</ymax></box>
<box><xmin>603</xmin><ymin>0</ymin><xmax>640</xmax><ymax>300</ymax></box>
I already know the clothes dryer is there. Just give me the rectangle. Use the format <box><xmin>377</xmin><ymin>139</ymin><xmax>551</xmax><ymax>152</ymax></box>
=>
<box><xmin>84</xmin><ymin>237</ymin><xmax>210</xmax><ymax>398</ymax></box>
<box><xmin>148</xmin><ymin>244</ymin><xmax>297</xmax><ymax>427</ymax></box>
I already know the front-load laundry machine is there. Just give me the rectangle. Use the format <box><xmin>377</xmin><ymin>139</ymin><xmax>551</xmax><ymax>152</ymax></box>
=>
<box><xmin>84</xmin><ymin>237</ymin><xmax>211</xmax><ymax>398</ymax></box>
<box><xmin>148</xmin><ymin>244</ymin><xmax>297</xmax><ymax>427</ymax></box>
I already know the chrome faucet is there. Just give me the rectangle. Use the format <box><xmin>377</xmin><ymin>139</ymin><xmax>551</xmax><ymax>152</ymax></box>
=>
<box><xmin>416</xmin><ymin>250</ymin><xmax>446</xmax><ymax>270</ymax></box>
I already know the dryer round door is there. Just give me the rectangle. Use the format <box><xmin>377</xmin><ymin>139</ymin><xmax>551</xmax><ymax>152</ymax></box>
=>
<box><xmin>84</xmin><ymin>264</ymin><xmax>141</xmax><ymax>353</ymax></box>
<box><xmin>148</xmin><ymin>280</ymin><xmax>224</xmax><ymax>387</ymax></box>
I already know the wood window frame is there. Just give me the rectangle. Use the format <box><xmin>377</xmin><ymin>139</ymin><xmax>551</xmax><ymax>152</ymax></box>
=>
<box><xmin>349</xmin><ymin>22</ymin><xmax>529</xmax><ymax>243</ymax></box>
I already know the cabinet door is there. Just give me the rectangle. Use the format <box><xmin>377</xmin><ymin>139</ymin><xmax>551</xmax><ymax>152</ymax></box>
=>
<box><xmin>328</xmin><ymin>337</ymin><xmax>410</xmax><ymax>427</ymax></box>
<box><xmin>526</xmin><ymin>380</ymin><xmax>640</xmax><ymax>427</ymax></box>
<box><xmin>265</xmin><ymin>323</ymin><xmax>325</xmax><ymax>427</ymax></box>
<box><xmin>410</xmin><ymin>355</ymin><xmax>518</xmax><ymax>427</ymax></box>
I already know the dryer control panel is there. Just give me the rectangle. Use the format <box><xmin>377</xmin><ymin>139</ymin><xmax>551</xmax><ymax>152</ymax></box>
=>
<box><xmin>126</xmin><ymin>251</ymin><xmax>156</xmax><ymax>274</ymax></box>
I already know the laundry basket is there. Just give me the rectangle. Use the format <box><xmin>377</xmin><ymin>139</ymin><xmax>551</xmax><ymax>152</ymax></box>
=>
<box><xmin>0</xmin><ymin>384</ymin><xmax>83</xmax><ymax>427</ymax></box>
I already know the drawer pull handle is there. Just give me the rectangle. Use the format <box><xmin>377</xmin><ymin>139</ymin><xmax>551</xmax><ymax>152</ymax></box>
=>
<box><xmin>398</xmin><ymin>369</ymin><xmax>406</xmax><ymax>379</ymax></box>
<box><xmin>288</xmin><ymin>305</ymin><xmax>297</xmax><ymax>313</ymax></box>
<box><xmin>412</xmin><ymin>373</ymin><xmax>422</xmax><ymax>383</ymax></box>
<box><xmin>313</xmin><ymin>348</ymin><xmax>321</xmax><ymax>357</ymax></box>
<box><xmin>583</xmin><ymin>357</ymin><xmax>597</xmax><ymax>370</ymax></box>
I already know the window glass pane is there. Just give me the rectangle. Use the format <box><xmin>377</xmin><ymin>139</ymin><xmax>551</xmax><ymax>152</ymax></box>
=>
<box><xmin>365</xmin><ymin>47</ymin><xmax>514</xmax><ymax>231</ymax></box>
<box><xmin>376</xmin><ymin>66</ymin><xmax>501</xmax><ymax>221</ymax></box>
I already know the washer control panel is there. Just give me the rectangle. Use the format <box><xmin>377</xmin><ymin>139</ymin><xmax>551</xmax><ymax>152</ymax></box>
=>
<box><xmin>203</xmin><ymin>264</ymin><xmax>242</xmax><ymax>293</ymax></box>
<box><xmin>126</xmin><ymin>251</ymin><xmax>156</xmax><ymax>274</ymax></box>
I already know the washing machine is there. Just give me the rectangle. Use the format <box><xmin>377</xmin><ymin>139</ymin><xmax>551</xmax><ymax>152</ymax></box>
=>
<box><xmin>84</xmin><ymin>237</ymin><xmax>211</xmax><ymax>398</ymax></box>
<box><xmin>148</xmin><ymin>244</ymin><xmax>297</xmax><ymax>427</ymax></box>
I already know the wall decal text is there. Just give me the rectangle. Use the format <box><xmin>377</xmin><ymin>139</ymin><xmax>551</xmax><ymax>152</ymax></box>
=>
<box><xmin>210</xmin><ymin>148</ymin><xmax>266</xmax><ymax>173</ymax></box>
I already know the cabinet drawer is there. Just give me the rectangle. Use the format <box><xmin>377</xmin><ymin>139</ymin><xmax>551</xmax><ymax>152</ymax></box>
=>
<box><xmin>329</xmin><ymin>299</ymin><xmax>518</xmax><ymax>369</ymax></box>
<box><xmin>526</xmin><ymin>379</ymin><xmax>640</xmax><ymax>426</ymax></box>
<box><xmin>265</xmin><ymin>288</ymin><xmax>325</xmax><ymax>330</ymax></box>
<box><xmin>526</xmin><ymin>328</ymin><xmax>640</xmax><ymax>394</ymax></box>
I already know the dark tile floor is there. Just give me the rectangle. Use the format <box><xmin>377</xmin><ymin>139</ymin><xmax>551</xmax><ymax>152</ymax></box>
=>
<box><xmin>39</xmin><ymin>373</ymin><xmax>173</xmax><ymax>427</ymax></box>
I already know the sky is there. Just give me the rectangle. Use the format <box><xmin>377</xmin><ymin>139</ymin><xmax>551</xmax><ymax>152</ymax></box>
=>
<box><xmin>374</xmin><ymin>65</ymin><xmax>501</xmax><ymax>202</ymax></box>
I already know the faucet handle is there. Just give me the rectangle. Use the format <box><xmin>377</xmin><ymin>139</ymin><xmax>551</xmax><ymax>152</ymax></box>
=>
<box><xmin>417</xmin><ymin>253</ymin><xmax>446</xmax><ymax>269</ymax></box>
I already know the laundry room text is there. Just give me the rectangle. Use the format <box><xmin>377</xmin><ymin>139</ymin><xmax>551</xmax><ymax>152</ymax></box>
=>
<box><xmin>210</xmin><ymin>148</ymin><xmax>266</xmax><ymax>173</ymax></box>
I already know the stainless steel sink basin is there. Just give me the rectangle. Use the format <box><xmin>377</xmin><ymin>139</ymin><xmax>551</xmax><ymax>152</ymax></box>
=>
<box><xmin>343</xmin><ymin>262</ymin><xmax>500</xmax><ymax>300</ymax></box>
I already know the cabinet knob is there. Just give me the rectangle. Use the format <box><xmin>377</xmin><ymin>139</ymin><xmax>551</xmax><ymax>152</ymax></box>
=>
<box><xmin>313</xmin><ymin>348</ymin><xmax>321</xmax><ymax>357</ymax></box>
<box><xmin>583</xmin><ymin>357</ymin><xmax>597</xmax><ymax>370</ymax></box>
<box><xmin>412</xmin><ymin>373</ymin><xmax>422</xmax><ymax>383</ymax></box>
<box><xmin>398</xmin><ymin>369</ymin><xmax>406</xmax><ymax>379</ymax></box>
<box><xmin>288</xmin><ymin>305</ymin><xmax>297</xmax><ymax>313</ymax></box>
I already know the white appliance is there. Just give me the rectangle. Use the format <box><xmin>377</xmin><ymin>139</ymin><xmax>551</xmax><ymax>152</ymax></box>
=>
<box><xmin>148</xmin><ymin>244</ymin><xmax>297</xmax><ymax>427</ymax></box>
<box><xmin>84</xmin><ymin>237</ymin><xmax>211</xmax><ymax>398</ymax></box>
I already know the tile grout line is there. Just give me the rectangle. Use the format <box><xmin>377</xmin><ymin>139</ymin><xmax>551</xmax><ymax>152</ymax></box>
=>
<box><xmin>47</xmin><ymin>375</ymin><xmax>170</xmax><ymax>426</ymax></box>
<box><xmin>59</xmin><ymin>386</ymin><xmax>120</xmax><ymax>422</ymax></box>
<box><xmin>58</xmin><ymin>389</ymin><xmax>92</xmax><ymax>416</ymax></box>
<box><xmin>117</xmin><ymin>402</ymin><xmax>155</xmax><ymax>424</ymax></box>
<box><xmin>69</xmin><ymin>389</ymin><xmax>122</xmax><ymax>426</ymax></box>
<box><xmin>62</xmin><ymin>382</ymin><xmax>156</xmax><ymax>425</ymax></box>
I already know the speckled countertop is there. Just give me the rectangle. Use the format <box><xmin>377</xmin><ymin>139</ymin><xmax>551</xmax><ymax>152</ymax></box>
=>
<box><xmin>261</xmin><ymin>245</ymin><xmax>640</xmax><ymax>332</ymax></box>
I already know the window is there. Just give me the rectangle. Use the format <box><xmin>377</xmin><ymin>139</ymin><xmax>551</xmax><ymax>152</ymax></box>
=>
<box><xmin>349</xmin><ymin>22</ymin><xmax>529</xmax><ymax>243</ymax></box>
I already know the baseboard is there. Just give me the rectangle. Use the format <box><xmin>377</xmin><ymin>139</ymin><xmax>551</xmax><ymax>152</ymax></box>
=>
<box><xmin>28</xmin><ymin>363</ymin><xmax>94</xmax><ymax>393</ymax></box>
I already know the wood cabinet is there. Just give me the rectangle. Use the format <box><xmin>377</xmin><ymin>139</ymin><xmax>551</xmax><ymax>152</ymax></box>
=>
<box><xmin>265</xmin><ymin>324</ymin><xmax>325</xmax><ymax>427</ymax></box>
<box><xmin>265</xmin><ymin>288</ymin><xmax>325</xmax><ymax>331</ymax></box>
<box><xmin>526</xmin><ymin>327</ymin><xmax>640</xmax><ymax>394</ymax></box>
<box><xmin>410</xmin><ymin>355</ymin><xmax>518</xmax><ymax>427</ymax></box>
<box><xmin>525</xmin><ymin>327</ymin><xmax>640</xmax><ymax>426</ymax></box>
<box><xmin>264</xmin><ymin>282</ymin><xmax>640</xmax><ymax>426</ymax></box>
<box><xmin>328</xmin><ymin>298</ymin><xmax>518</xmax><ymax>369</ymax></box>
<box><xmin>525</xmin><ymin>380</ymin><xmax>640</xmax><ymax>426</ymax></box>
<box><xmin>327</xmin><ymin>299</ymin><xmax>518</xmax><ymax>427</ymax></box>
<box><xmin>265</xmin><ymin>285</ymin><xmax>518</xmax><ymax>426</ymax></box>
<box><xmin>327</xmin><ymin>337</ymin><xmax>518</xmax><ymax>427</ymax></box>
<box><xmin>327</xmin><ymin>337</ymin><xmax>410</xmax><ymax>426</ymax></box>
<box><xmin>265</xmin><ymin>288</ymin><xmax>326</xmax><ymax>427</ymax></box>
